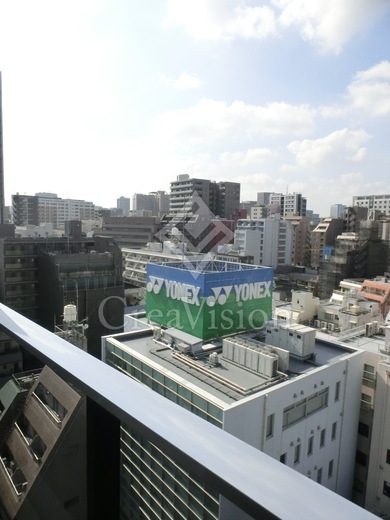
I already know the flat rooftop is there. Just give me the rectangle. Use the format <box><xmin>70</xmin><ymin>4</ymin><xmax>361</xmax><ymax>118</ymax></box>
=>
<box><xmin>105</xmin><ymin>319</ymin><xmax>359</xmax><ymax>409</ymax></box>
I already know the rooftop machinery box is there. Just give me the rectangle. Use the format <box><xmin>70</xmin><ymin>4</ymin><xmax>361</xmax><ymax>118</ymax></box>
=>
<box><xmin>146</xmin><ymin>260</ymin><xmax>273</xmax><ymax>341</ymax></box>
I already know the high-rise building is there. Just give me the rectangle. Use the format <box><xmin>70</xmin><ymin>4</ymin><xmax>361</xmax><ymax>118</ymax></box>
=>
<box><xmin>283</xmin><ymin>215</ymin><xmax>312</xmax><ymax>267</ymax></box>
<box><xmin>353</xmin><ymin>194</ymin><xmax>390</xmax><ymax>215</ymax></box>
<box><xmin>11</xmin><ymin>194</ymin><xmax>39</xmax><ymax>226</ymax></box>
<box><xmin>132</xmin><ymin>192</ymin><xmax>170</xmax><ymax>217</ymax></box>
<box><xmin>11</xmin><ymin>193</ymin><xmax>96</xmax><ymax>229</ymax></box>
<box><xmin>330</xmin><ymin>204</ymin><xmax>346</xmax><ymax>219</ymax></box>
<box><xmin>311</xmin><ymin>218</ymin><xmax>344</xmax><ymax>269</ymax></box>
<box><xmin>169</xmin><ymin>175</ymin><xmax>240</xmax><ymax>218</ymax></box>
<box><xmin>234</xmin><ymin>216</ymin><xmax>293</xmax><ymax>268</ymax></box>
<box><xmin>0</xmin><ymin>72</ymin><xmax>5</xmax><ymax>224</ymax></box>
<box><xmin>101</xmin><ymin>260</ymin><xmax>364</xmax><ymax>519</ymax></box>
<box><xmin>0</xmin><ymin>303</ymin><xmax>371</xmax><ymax>520</ymax></box>
<box><xmin>117</xmin><ymin>196</ymin><xmax>130</xmax><ymax>216</ymax></box>
<box><xmin>269</xmin><ymin>192</ymin><xmax>307</xmax><ymax>217</ymax></box>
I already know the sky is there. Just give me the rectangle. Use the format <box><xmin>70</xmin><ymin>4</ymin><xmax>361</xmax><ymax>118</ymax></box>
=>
<box><xmin>0</xmin><ymin>0</ymin><xmax>389</xmax><ymax>217</ymax></box>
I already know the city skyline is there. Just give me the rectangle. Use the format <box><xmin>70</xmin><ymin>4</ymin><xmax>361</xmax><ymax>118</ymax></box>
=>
<box><xmin>0</xmin><ymin>1</ymin><xmax>389</xmax><ymax>217</ymax></box>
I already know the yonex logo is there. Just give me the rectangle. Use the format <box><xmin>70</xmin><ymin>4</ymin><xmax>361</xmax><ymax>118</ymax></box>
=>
<box><xmin>146</xmin><ymin>276</ymin><xmax>164</xmax><ymax>294</ymax></box>
<box><xmin>148</xmin><ymin>278</ymin><xmax>272</xmax><ymax>307</ymax></box>
<box><xmin>206</xmin><ymin>286</ymin><xmax>232</xmax><ymax>307</ymax></box>
<box><xmin>147</xmin><ymin>277</ymin><xmax>201</xmax><ymax>306</ymax></box>
<box><xmin>206</xmin><ymin>281</ymin><xmax>271</xmax><ymax>307</ymax></box>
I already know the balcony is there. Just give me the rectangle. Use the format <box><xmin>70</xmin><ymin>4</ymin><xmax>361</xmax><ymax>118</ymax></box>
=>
<box><xmin>0</xmin><ymin>303</ymin><xmax>376</xmax><ymax>520</ymax></box>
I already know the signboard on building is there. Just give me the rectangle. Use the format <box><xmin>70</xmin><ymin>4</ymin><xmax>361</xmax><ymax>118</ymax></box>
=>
<box><xmin>146</xmin><ymin>261</ymin><xmax>273</xmax><ymax>341</ymax></box>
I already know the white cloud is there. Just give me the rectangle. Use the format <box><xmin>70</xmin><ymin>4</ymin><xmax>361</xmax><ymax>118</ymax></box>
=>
<box><xmin>321</xmin><ymin>61</ymin><xmax>390</xmax><ymax>118</ymax></box>
<box><xmin>273</xmin><ymin>0</ymin><xmax>390</xmax><ymax>54</ymax></box>
<box><xmin>165</xmin><ymin>0</ymin><xmax>276</xmax><ymax>41</ymax></box>
<box><xmin>348</xmin><ymin>61</ymin><xmax>390</xmax><ymax>116</ymax></box>
<box><xmin>165</xmin><ymin>0</ymin><xmax>389</xmax><ymax>53</ymax></box>
<box><xmin>174</xmin><ymin>72</ymin><xmax>205</xmax><ymax>90</ymax></box>
<box><xmin>220</xmin><ymin>148</ymin><xmax>273</xmax><ymax>165</ymax></box>
<box><xmin>151</xmin><ymin>99</ymin><xmax>316</xmax><ymax>151</ymax></box>
<box><xmin>287</xmin><ymin>128</ymin><xmax>371</xmax><ymax>166</ymax></box>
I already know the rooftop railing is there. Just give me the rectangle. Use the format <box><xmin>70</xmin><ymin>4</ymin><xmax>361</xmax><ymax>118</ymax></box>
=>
<box><xmin>0</xmin><ymin>303</ymin><xmax>376</xmax><ymax>520</ymax></box>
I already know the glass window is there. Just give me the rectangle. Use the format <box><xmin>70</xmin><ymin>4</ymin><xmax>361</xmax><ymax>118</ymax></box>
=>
<box><xmin>335</xmin><ymin>381</ymin><xmax>341</xmax><ymax>402</ymax></box>
<box><xmin>355</xmin><ymin>450</ymin><xmax>368</xmax><ymax>467</ymax></box>
<box><xmin>320</xmin><ymin>428</ymin><xmax>326</xmax><ymax>448</ymax></box>
<box><xmin>280</xmin><ymin>453</ymin><xmax>286</xmax><ymax>464</ymax></box>
<box><xmin>383</xmin><ymin>481</ymin><xmax>390</xmax><ymax>498</ymax></box>
<box><xmin>307</xmin><ymin>435</ymin><xmax>314</xmax><ymax>456</ymax></box>
<box><xmin>294</xmin><ymin>444</ymin><xmax>301</xmax><ymax>465</ymax></box>
<box><xmin>266</xmin><ymin>414</ymin><xmax>274</xmax><ymax>439</ymax></box>
<box><xmin>328</xmin><ymin>460</ymin><xmax>333</xmax><ymax>479</ymax></box>
<box><xmin>317</xmin><ymin>467</ymin><xmax>322</xmax><ymax>484</ymax></box>
<box><xmin>331</xmin><ymin>421</ymin><xmax>337</xmax><ymax>440</ymax></box>
<box><xmin>363</xmin><ymin>364</ymin><xmax>375</xmax><ymax>382</ymax></box>
<box><xmin>358</xmin><ymin>422</ymin><xmax>369</xmax><ymax>438</ymax></box>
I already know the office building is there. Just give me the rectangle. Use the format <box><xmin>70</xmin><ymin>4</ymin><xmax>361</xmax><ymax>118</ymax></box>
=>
<box><xmin>116</xmin><ymin>196</ymin><xmax>130</xmax><ymax>216</ymax></box>
<box><xmin>169</xmin><ymin>175</ymin><xmax>240</xmax><ymax>219</ymax></box>
<box><xmin>98</xmin><ymin>216</ymin><xmax>161</xmax><ymax>248</ymax></box>
<box><xmin>11</xmin><ymin>195</ymin><xmax>39</xmax><ymax>227</ymax></box>
<box><xmin>132</xmin><ymin>191</ymin><xmax>169</xmax><ymax>217</ymax></box>
<box><xmin>11</xmin><ymin>193</ymin><xmax>96</xmax><ymax>229</ymax></box>
<box><xmin>269</xmin><ymin>193</ymin><xmax>307</xmax><ymax>217</ymax></box>
<box><xmin>283</xmin><ymin>215</ymin><xmax>312</xmax><ymax>267</ymax></box>
<box><xmin>0</xmin><ymin>303</ymin><xmax>373</xmax><ymax>520</ymax></box>
<box><xmin>330</xmin><ymin>204</ymin><xmax>346</xmax><ymax>219</ymax></box>
<box><xmin>234</xmin><ymin>216</ymin><xmax>293</xmax><ymax>268</ymax></box>
<box><xmin>102</xmin><ymin>260</ymin><xmax>364</xmax><ymax>519</ymax></box>
<box><xmin>353</xmin><ymin>194</ymin><xmax>390</xmax><ymax>215</ymax></box>
<box><xmin>311</xmin><ymin>218</ymin><xmax>344</xmax><ymax>269</ymax></box>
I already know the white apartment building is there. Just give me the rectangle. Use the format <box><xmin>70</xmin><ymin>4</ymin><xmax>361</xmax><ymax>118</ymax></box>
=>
<box><xmin>102</xmin><ymin>319</ymin><xmax>364</xmax><ymax>518</ymax></box>
<box><xmin>353</xmin><ymin>194</ymin><xmax>390</xmax><ymax>214</ymax></box>
<box><xmin>269</xmin><ymin>192</ymin><xmax>307</xmax><ymax>217</ymax></box>
<box><xmin>37</xmin><ymin>194</ymin><xmax>96</xmax><ymax>228</ymax></box>
<box><xmin>274</xmin><ymin>286</ymin><xmax>390</xmax><ymax>517</ymax></box>
<box><xmin>234</xmin><ymin>216</ymin><xmax>293</xmax><ymax>268</ymax></box>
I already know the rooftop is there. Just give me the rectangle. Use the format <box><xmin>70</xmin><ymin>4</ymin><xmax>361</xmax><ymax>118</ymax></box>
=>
<box><xmin>107</xmin><ymin>316</ymin><xmax>360</xmax><ymax>408</ymax></box>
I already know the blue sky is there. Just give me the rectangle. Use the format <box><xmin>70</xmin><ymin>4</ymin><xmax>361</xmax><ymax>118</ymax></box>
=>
<box><xmin>0</xmin><ymin>0</ymin><xmax>389</xmax><ymax>217</ymax></box>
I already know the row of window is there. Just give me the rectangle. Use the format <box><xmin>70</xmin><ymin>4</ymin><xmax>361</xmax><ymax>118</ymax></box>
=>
<box><xmin>107</xmin><ymin>346</ymin><xmax>223</xmax><ymax>428</ymax></box>
<box><xmin>279</xmin><ymin>422</ymin><xmax>338</xmax><ymax>467</ymax></box>
<box><xmin>280</xmin><ymin>450</ymin><xmax>334</xmax><ymax>483</ymax></box>
<box><xmin>282</xmin><ymin>388</ymin><xmax>329</xmax><ymax>430</ymax></box>
<box><xmin>121</xmin><ymin>427</ymin><xmax>218</xmax><ymax>520</ymax></box>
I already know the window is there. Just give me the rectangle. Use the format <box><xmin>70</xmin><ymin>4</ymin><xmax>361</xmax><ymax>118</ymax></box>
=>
<box><xmin>355</xmin><ymin>450</ymin><xmax>368</xmax><ymax>467</ymax></box>
<box><xmin>335</xmin><ymin>381</ymin><xmax>341</xmax><ymax>402</ymax></box>
<box><xmin>294</xmin><ymin>444</ymin><xmax>301</xmax><ymax>465</ymax></box>
<box><xmin>320</xmin><ymin>428</ymin><xmax>326</xmax><ymax>448</ymax></box>
<box><xmin>283</xmin><ymin>388</ymin><xmax>329</xmax><ymax>429</ymax></box>
<box><xmin>387</xmin><ymin>449</ymin><xmax>390</xmax><ymax>465</ymax></box>
<box><xmin>280</xmin><ymin>453</ymin><xmax>286</xmax><ymax>464</ymax></box>
<box><xmin>383</xmin><ymin>481</ymin><xmax>390</xmax><ymax>498</ymax></box>
<box><xmin>361</xmin><ymin>393</ymin><xmax>372</xmax><ymax>409</ymax></box>
<box><xmin>307</xmin><ymin>436</ymin><xmax>314</xmax><ymax>456</ymax></box>
<box><xmin>358</xmin><ymin>422</ymin><xmax>369</xmax><ymax>438</ymax></box>
<box><xmin>328</xmin><ymin>460</ymin><xmax>334</xmax><ymax>479</ymax></box>
<box><xmin>331</xmin><ymin>421</ymin><xmax>337</xmax><ymax>440</ymax></box>
<box><xmin>317</xmin><ymin>467</ymin><xmax>322</xmax><ymax>484</ymax></box>
<box><xmin>266</xmin><ymin>414</ymin><xmax>274</xmax><ymax>439</ymax></box>
<box><xmin>363</xmin><ymin>364</ymin><xmax>375</xmax><ymax>382</ymax></box>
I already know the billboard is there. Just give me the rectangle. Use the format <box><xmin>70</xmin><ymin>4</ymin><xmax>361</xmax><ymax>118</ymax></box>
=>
<box><xmin>146</xmin><ymin>262</ymin><xmax>273</xmax><ymax>341</ymax></box>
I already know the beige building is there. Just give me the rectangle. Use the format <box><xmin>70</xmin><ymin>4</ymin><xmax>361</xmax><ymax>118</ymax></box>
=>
<box><xmin>311</xmin><ymin>218</ymin><xmax>344</xmax><ymax>269</ymax></box>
